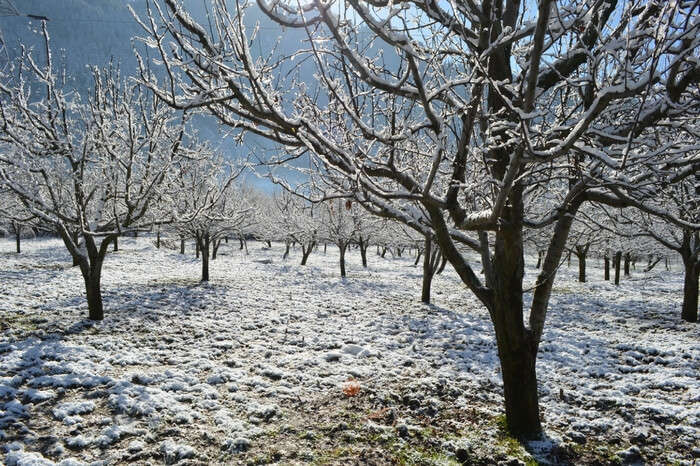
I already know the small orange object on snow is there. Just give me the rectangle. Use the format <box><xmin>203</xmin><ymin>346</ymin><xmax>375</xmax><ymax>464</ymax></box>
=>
<box><xmin>342</xmin><ymin>380</ymin><xmax>361</xmax><ymax>397</ymax></box>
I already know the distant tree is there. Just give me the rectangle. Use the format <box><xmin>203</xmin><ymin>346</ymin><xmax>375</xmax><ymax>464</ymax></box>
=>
<box><xmin>0</xmin><ymin>187</ymin><xmax>39</xmax><ymax>253</ymax></box>
<box><xmin>170</xmin><ymin>155</ymin><xmax>250</xmax><ymax>281</ymax></box>
<box><xmin>320</xmin><ymin>199</ymin><xmax>357</xmax><ymax>278</ymax></box>
<box><xmin>273</xmin><ymin>191</ymin><xmax>319</xmax><ymax>265</ymax></box>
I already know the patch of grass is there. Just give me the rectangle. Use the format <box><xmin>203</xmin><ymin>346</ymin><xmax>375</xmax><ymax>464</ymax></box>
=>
<box><xmin>0</xmin><ymin>313</ymin><xmax>40</xmax><ymax>332</ymax></box>
<box><xmin>492</xmin><ymin>414</ymin><xmax>540</xmax><ymax>466</ymax></box>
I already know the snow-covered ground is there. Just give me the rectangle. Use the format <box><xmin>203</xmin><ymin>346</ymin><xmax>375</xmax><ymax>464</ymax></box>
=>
<box><xmin>0</xmin><ymin>237</ymin><xmax>698</xmax><ymax>465</ymax></box>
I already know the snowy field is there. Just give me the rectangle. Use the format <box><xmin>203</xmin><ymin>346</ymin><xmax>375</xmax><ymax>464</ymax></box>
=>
<box><xmin>0</xmin><ymin>237</ymin><xmax>698</xmax><ymax>465</ymax></box>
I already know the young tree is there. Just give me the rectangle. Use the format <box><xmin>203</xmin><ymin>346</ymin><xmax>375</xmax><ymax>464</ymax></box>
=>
<box><xmin>171</xmin><ymin>155</ymin><xmax>250</xmax><ymax>281</ymax></box>
<box><xmin>0</xmin><ymin>24</ymin><xmax>192</xmax><ymax>320</ymax></box>
<box><xmin>273</xmin><ymin>190</ymin><xmax>319</xmax><ymax>264</ymax></box>
<box><xmin>351</xmin><ymin>203</ymin><xmax>381</xmax><ymax>268</ymax></box>
<box><xmin>0</xmin><ymin>187</ymin><xmax>38</xmax><ymax>253</ymax></box>
<box><xmin>320</xmin><ymin>198</ymin><xmax>358</xmax><ymax>278</ymax></box>
<box><xmin>135</xmin><ymin>0</ymin><xmax>700</xmax><ymax>438</ymax></box>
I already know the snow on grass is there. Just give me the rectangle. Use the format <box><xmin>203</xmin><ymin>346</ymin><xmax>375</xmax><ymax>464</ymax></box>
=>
<box><xmin>0</xmin><ymin>236</ymin><xmax>698</xmax><ymax>464</ymax></box>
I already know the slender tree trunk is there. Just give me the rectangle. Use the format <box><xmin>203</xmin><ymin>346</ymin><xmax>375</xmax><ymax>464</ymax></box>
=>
<box><xmin>300</xmin><ymin>241</ymin><xmax>315</xmax><ymax>265</ymax></box>
<box><xmin>156</xmin><ymin>230</ymin><xmax>161</xmax><ymax>249</ymax></box>
<box><xmin>436</xmin><ymin>254</ymin><xmax>448</xmax><ymax>274</ymax></box>
<box><xmin>196</xmin><ymin>239</ymin><xmax>200</xmax><ymax>259</ymax></box>
<box><xmin>681</xmin><ymin>257</ymin><xmax>699</xmax><ymax>323</ymax></box>
<box><xmin>376</xmin><ymin>245</ymin><xmax>380</xmax><ymax>255</ymax></box>
<box><xmin>339</xmin><ymin>243</ymin><xmax>347</xmax><ymax>278</ymax></box>
<box><xmin>113</xmin><ymin>237</ymin><xmax>118</xmax><ymax>252</ymax></box>
<box><xmin>414</xmin><ymin>249</ymin><xmax>423</xmax><ymax>266</ymax></box>
<box><xmin>421</xmin><ymin>237</ymin><xmax>435</xmax><ymax>304</ymax></box>
<box><xmin>134</xmin><ymin>231</ymin><xmax>138</xmax><ymax>238</ymax></box>
<box><xmin>535</xmin><ymin>250</ymin><xmax>543</xmax><ymax>269</ymax></box>
<box><xmin>15</xmin><ymin>230</ymin><xmax>20</xmax><ymax>254</ymax></box>
<box><xmin>71</xmin><ymin>232</ymin><xmax>80</xmax><ymax>267</ymax></box>
<box><xmin>614</xmin><ymin>251</ymin><xmax>622</xmax><ymax>285</ymax></box>
<box><xmin>359</xmin><ymin>239</ymin><xmax>368</xmax><ymax>268</ymax></box>
<box><xmin>201</xmin><ymin>235</ymin><xmax>210</xmax><ymax>282</ymax></box>
<box><xmin>575</xmin><ymin>245</ymin><xmax>588</xmax><ymax>283</ymax></box>
<box><xmin>266</xmin><ymin>240</ymin><xmax>272</xmax><ymax>248</ymax></box>
<box><xmin>566</xmin><ymin>251</ymin><xmax>571</xmax><ymax>267</ymax></box>
<box><xmin>283</xmin><ymin>240</ymin><xmax>290</xmax><ymax>260</ymax></box>
<box><xmin>180</xmin><ymin>238</ymin><xmax>185</xmax><ymax>254</ymax></box>
<box><xmin>604</xmin><ymin>255</ymin><xmax>610</xmax><ymax>281</ymax></box>
<box><xmin>324</xmin><ymin>242</ymin><xmax>327</xmax><ymax>254</ymax></box>
<box><xmin>645</xmin><ymin>257</ymin><xmax>662</xmax><ymax>272</ymax></box>
<box><xmin>396</xmin><ymin>247</ymin><xmax>403</xmax><ymax>257</ymax></box>
<box><xmin>239</xmin><ymin>236</ymin><xmax>244</xmax><ymax>250</ymax></box>
<box><xmin>381</xmin><ymin>247</ymin><xmax>387</xmax><ymax>258</ymax></box>
<box><xmin>624</xmin><ymin>253</ymin><xmax>631</xmax><ymax>276</ymax></box>
<box><xmin>212</xmin><ymin>239</ymin><xmax>220</xmax><ymax>260</ymax></box>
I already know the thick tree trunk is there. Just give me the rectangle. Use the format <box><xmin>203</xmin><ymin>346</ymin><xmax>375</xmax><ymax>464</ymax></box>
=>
<box><xmin>339</xmin><ymin>244</ymin><xmax>347</xmax><ymax>278</ymax></box>
<box><xmin>180</xmin><ymin>238</ymin><xmax>185</xmax><ymax>254</ymax></box>
<box><xmin>196</xmin><ymin>240</ymin><xmax>200</xmax><ymax>258</ymax></box>
<box><xmin>490</xmin><ymin>187</ymin><xmax>542</xmax><ymax>439</ymax></box>
<box><xmin>614</xmin><ymin>251</ymin><xmax>622</xmax><ymax>285</ymax></box>
<box><xmin>499</xmin><ymin>349</ymin><xmax>540</xmax><ymax>437</ymax></box>
<box><xmin>83</xmin><ymin>267</ymin><xmax>104</xmax><ymax>321</ymax></box>
<box><xmin>682</xmin><ymin>258</ymin><xmax>699</xmax><ymax>323</ymax></box>
<box><xmin>15</xmin><ymin>231</ymin><xmax>20</xmax><ymax>254</ymax></box>
<box><xmin>604</xmin><ymin>255</ymin><xmax>610</xmax><ymax>281</ymax></box>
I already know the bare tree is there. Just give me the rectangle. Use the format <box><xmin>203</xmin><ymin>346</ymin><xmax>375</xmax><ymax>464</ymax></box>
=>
<box><xmin>0</xmin><ymin>23</ymin><xmax>193</xmax><ymax>320</ymax></box>
<box><xmin>617</xmin><ymin>180</ymin><xmax>699</xmax><ymax>322</ymax></box>
<box><xmin>273</xmin><ymin>190</ymin><xmax>319</xmax><ymax>264</ymax></box>
<box><xmin>134</xmin><ymin>0</ymin><xmax>700</xmax><ymax>437</ymax></box>
<box><xmin>170</xmin><ymin>155</ymin><xmax>250</xmax><ymax>281</ymax></box>
<box><xmin>321</xmin><ymin>198</ymin><xmax>358</xmax><ymax>278</ymax></box>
